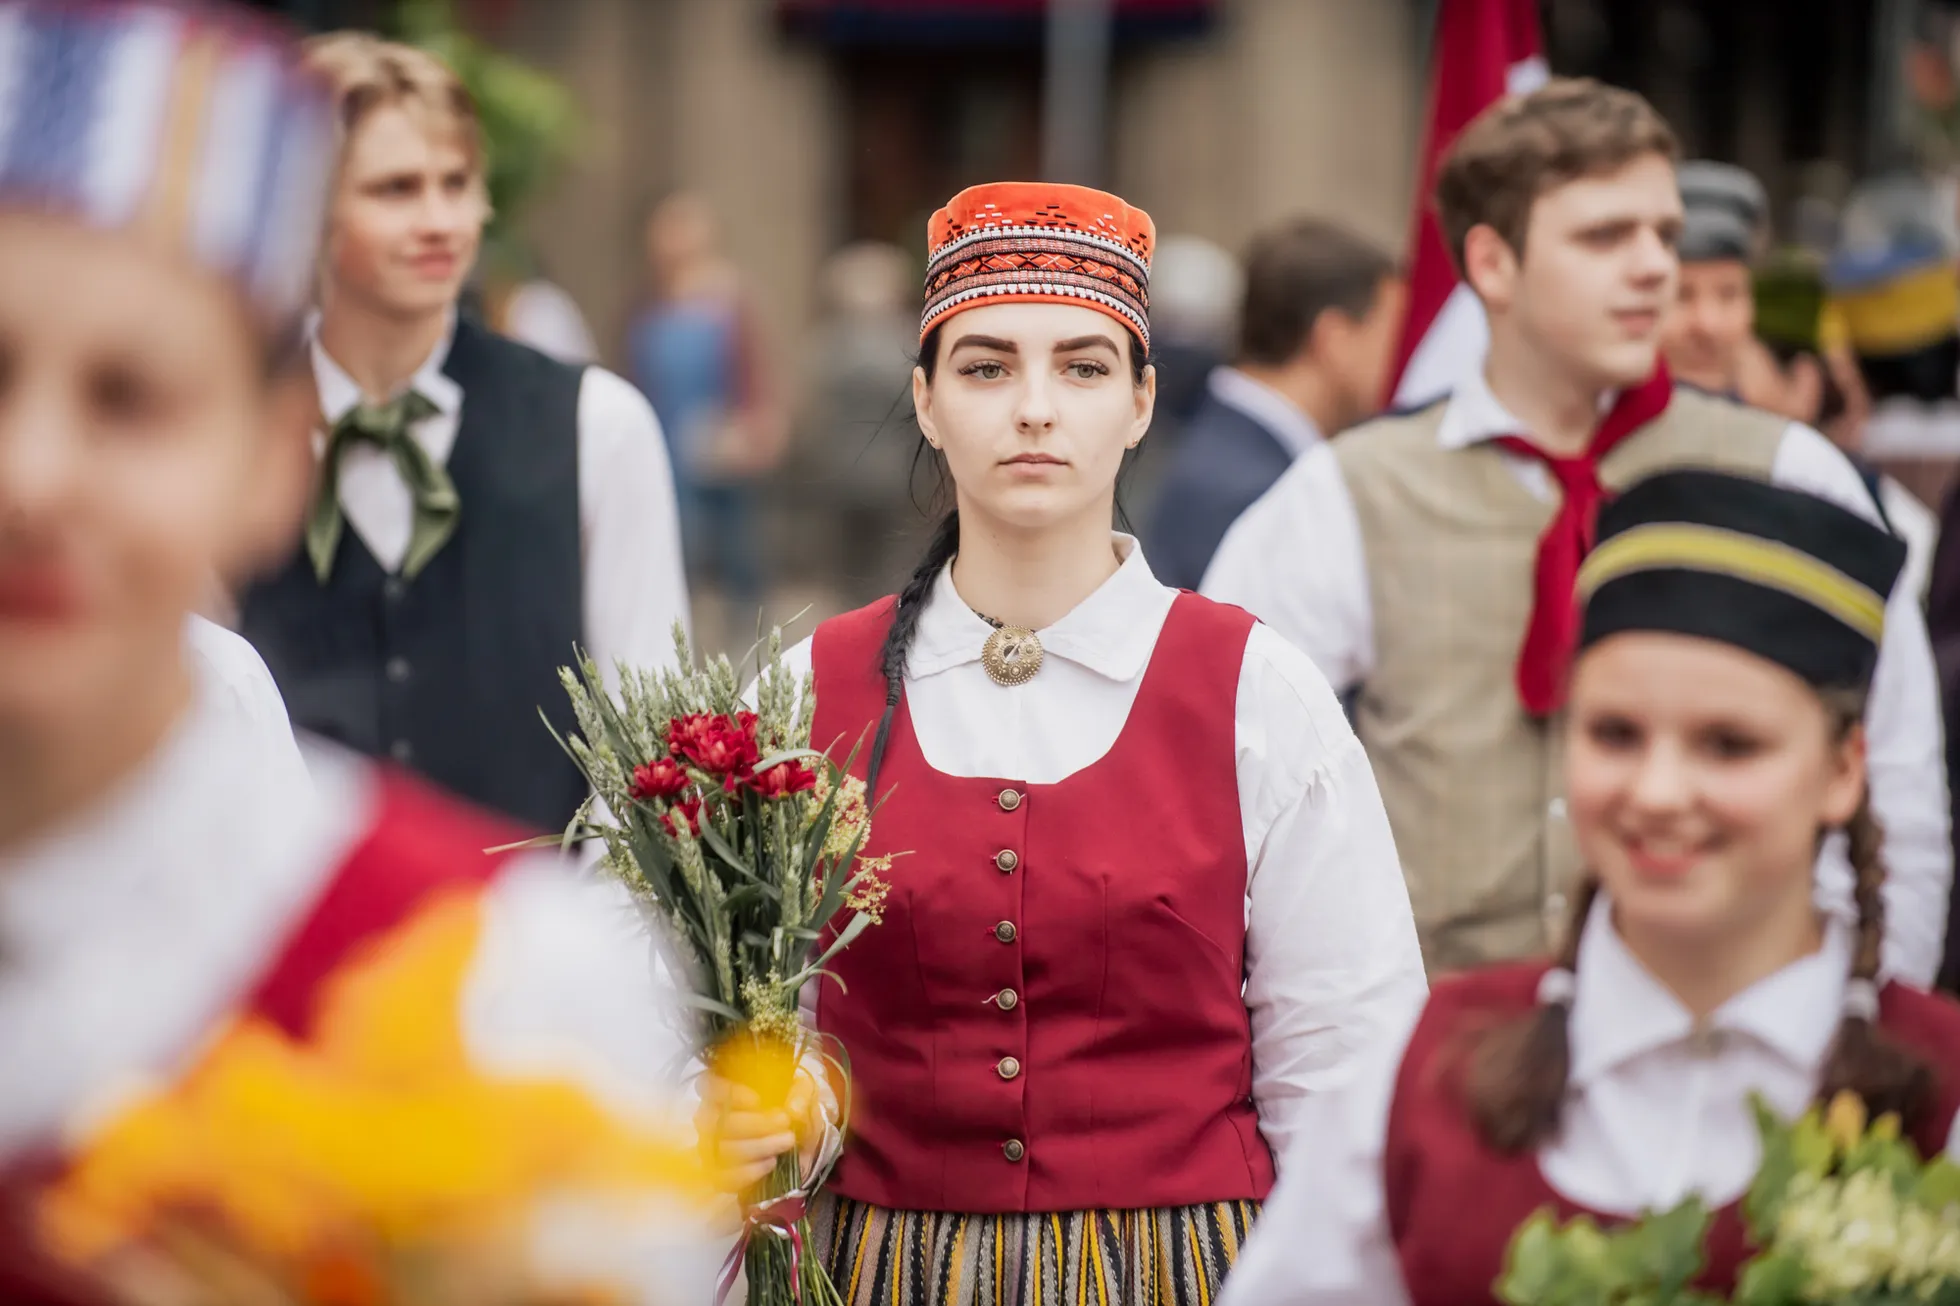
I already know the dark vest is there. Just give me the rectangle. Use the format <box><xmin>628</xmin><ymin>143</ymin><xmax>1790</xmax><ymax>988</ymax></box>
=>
<box><xmin>239</xmin><ymin>319</ymin><xmax>586</xmax><ymax>832</ymax></box>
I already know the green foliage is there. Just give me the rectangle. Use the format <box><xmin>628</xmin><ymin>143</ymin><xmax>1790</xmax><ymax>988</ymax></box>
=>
<box><xmin>392</xmin><ymin>0</ymin><xmax>581</xmax><ymax>249</ymax></box>
<box><xmin>1501</xmin><ymin>1093</ymin><xmax>1960</xmax><ymax>1306</ymax></box>
<box><xmin>1498</xmin><ymin>1200</ymin><xmax>1721</xmax><ymax>1306</ymax></box>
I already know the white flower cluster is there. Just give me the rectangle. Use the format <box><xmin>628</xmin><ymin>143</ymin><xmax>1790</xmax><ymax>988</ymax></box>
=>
<box><xmin>1778</xmin><ymin>1170</ymin><xmax>1960</xmax><ymax>1301</ymax></box>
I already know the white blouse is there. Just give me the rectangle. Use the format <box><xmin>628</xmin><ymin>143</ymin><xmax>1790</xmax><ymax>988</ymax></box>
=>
<box><xmin>1219</xmin><ymin>901</ymin><xmax>1960</xmax><ymax>1306</ymax></box>
<box><xmin>778</xmin><ymin>535</ymin><xmax>1429</xmax><ymax>1167</ymax></box>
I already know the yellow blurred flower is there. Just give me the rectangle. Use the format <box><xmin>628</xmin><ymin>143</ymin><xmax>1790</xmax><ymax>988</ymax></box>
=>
<box><xmin>1824</xmin><ymin>1090</ymin><xmax>1869</xmax><ymax>1153</ymax></box>
<box><xmin>40</xmin><ymin>890</ymin><xmax>711</xmax><ymax>1299</ymax></box>
<box><xmin>707</xmin><ymin>1029</ymin><xmax>800</xmax><ymax>1117</ymax></box>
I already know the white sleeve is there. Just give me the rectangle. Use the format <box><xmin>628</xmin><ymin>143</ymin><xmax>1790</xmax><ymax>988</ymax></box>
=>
<box><xmin>1237</xmin><ymin>625</ymin><xmax>1428</xmax><ymax>1164</ymax></box>
<box><xmin>1220</xmin><ymin>1000</ymin><xmax>1418</xmax><ymax>1306</ymax></box>
<box><xmin>577</xmin><ymin>367</ymin><xmax>693</xmax><ymax>688</ymax></box>
<box><xmin>1201</xmin><ymin>443</ymin><xmax>1376</xmax><ymax>692</ymax></box>
<box><xmin>1772</xmin><ymin>423</ymin><xmax>1952</xmax><ymax>986</ymax></box>
<box><xmin>462</xmin><ymin>853</ymin><xmax>726</xmax><ymax>1303</ymax></box>
<box><xmin>183</xmin><ymin>615</ymin><xmax>310</xmax><ymax>792</ymax></box>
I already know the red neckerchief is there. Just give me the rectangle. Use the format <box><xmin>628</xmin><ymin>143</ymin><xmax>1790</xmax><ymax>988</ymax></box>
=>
<box><xmin>1492</xmin><ymin>361</ymin><xmax>1674</xmax><ymax>716</ymax></box>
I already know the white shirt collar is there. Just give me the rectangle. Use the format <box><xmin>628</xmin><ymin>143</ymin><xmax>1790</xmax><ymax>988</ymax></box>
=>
<box><xmin>1568</xmin><ymin>895</ymin><xmax>1851</xmax><ymax>1088</ymax></box>
<box><xmin>309</xmin><ymin>309</ymin><xmax>464</xmax><ymax>429</ymax></box>
<box><xmin>906</xmin><ymin>533</ymin><xmax>1175</xmax><ymax>683</ymax></box>
<box><xmin>1206</xmin><ymin>366</ymin><xmax>1324</xmax><ymax>459</ymax></box>
<box><xmin>1434</xmin><ymin>364</ymin><xmax>1620</xmax><ymax>452</ymax></box>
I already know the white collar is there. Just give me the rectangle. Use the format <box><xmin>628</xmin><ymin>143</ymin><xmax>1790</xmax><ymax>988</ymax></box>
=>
<box><xmin>1567</xmin><ymin>895</ymin><xmax>1852</xmax><ymax>1088</ymax></box>
<box><xmin>1206</xmin><ymin>366</ymin><xmax>1324</xmax><ymax>458</ymax></box>
<box><xmin>905</xmin><ymin>533</ymin><xmax>1175</xmax><ymax>683</ymax></box>
<box><xmin>1435</xmin><ymin>364</ymin><xmax>1620</xmax><ymax>452</ymax></box>
<box><xmin>309</xmin><ymin>309</ymin><xmax>464</xmax><ymax>428</ymax></box>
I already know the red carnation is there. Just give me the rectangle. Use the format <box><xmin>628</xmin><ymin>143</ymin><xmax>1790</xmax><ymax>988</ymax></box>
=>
<box><xmin>669</xmin><ymin>711</ymin><xmax>760</xmax><ymax>777</ymax></box>
<box><xmin>746</xmin><ymin>759</ymin><xmax>818</xmax><ymax>800</ymax></box>
<box><xmin>661</xmin><ymin>795</ymin><xmax>705</xmax><ymax>838</ymax></box>
<box><xmin>629</xmin><ymin>757</ymin><xmax>690</xmax><ymax>802</ymax></box>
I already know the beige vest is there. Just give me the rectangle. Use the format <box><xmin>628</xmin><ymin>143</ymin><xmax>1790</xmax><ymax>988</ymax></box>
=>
<box><xmin>1335</xmin><ymin>389</ymin><xmax>1785</xmax><ymax>971</ymax></box>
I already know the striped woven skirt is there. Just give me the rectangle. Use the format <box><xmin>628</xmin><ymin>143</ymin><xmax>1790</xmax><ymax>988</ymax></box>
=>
<box><xmin>809</xmin><ymin>1193</ymin><xmax>1261</xmax><ymax>1306</ymax></box>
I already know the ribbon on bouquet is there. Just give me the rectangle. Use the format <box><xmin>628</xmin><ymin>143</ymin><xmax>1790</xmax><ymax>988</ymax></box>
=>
<box><xmin>715</xmin><ymin>1189</ymin><xmax>810</xmax><ymax>1305</ymax></box>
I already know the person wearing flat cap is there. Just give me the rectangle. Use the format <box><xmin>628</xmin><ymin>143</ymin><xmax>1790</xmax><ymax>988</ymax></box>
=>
<box><xmin>1223</xmin><ymin>469</ymin><xmax>1960</xmax><ymax>1306</ymax></box>
<box><xmin>1660</xmin><ymin>161</ymin><xmax>1772</xmax><ymax>398</ymax></box>
<box><xmin>696</xmin><ymin>180</ymin><xmax>1426</xmax><ymax>1304</ymax></box>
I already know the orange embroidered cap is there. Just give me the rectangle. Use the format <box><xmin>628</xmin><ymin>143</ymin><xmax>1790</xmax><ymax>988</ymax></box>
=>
<box><xmin>922</xmin><ymin>181</ymin><xmax>1155</xmax><ymax>352</ymax></box>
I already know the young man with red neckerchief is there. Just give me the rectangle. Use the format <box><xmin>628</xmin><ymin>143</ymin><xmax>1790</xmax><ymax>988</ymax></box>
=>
<box><xmin>1203</xmin><ymin>78</ymin><xmax>1949</xmax><ymax>983</ymax></box>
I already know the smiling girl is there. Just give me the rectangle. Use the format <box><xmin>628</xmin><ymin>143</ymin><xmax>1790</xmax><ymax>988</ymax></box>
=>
<box><xmin>1221</xmin><ymin>469</ymin><xmax>1960</xmax><ymax>1306</ymax></box>
<box><xmin>703</xmin><ymin>182</ymin><xmax>1426</xmax><ymax>1304</ymax></box>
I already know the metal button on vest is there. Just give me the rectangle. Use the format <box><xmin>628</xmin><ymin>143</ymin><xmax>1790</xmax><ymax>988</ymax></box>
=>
<box><xmin>994</xmin><ymin>921</ymin><xmax>1017</xmax><ymax>944</ymax></box>
<box><xmin>995</xmin><ymin>988</ymin><xmax>1019</xmax><ymax>1011</ymax></box>
<box><xmin>997</xmin><ymin>788</ymin><xmax>1022</xmax><ymax>812</ymax></box>
<box><xmin>994</xmin><ymin>849</ymin><xmax>1019</xmax><ymax>873</ymax></box>
<box><xmin>997</xmin><ymin>1056</ymin><xmax>1021</xmax><ymax>1080</ymax></box>
<box><xmin>1002</xmin><ymin>1139</ymin><xmax>1025</xmax><ymax>1163</ymax></box>
<box><xmin>385</xmin><ymin>656</ymin><xmax>412</xmax><ymax>684</ymax></box>
<box><xmin>382</xmin><ymin>577</ymin><xmax>408</xmax><ymax>603</ymax></box>
<box><xmin>389</xmin><ymin>738</ymin><xmax>414</xmax><ymax>764</ymax></box>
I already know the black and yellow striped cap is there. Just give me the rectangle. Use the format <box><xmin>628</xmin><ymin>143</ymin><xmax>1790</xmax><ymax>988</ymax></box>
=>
<box><xmin>1577</xmin><ymin>470</ymin><xmax>1906</xmax><ymax>690</ymax></box>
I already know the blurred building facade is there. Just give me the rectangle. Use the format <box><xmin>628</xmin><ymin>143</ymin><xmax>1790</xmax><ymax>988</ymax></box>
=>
<box><xmin>245</xmin><ymin>0</ymin><xmax>1916</xmax><ymax>631</ymax></box>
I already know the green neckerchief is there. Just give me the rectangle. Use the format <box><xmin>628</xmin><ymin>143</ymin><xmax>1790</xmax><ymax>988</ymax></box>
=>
<box><xmin>305</xmin><ymin>391</ymin><xmax>457</xmax><ymax>583</ymax></box>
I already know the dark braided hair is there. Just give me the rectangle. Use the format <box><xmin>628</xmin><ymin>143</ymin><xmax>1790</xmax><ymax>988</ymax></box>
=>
<box><xmin>1460</xmin><ymin>686</ymin><xmax>1935</xmax><ymax>1154</ymax></box>
<box><xmin>1812</xmin><ymin>689</ymin><xmax>1934</xmax><ymax>1125</ymax></box>
<box><xmin>863</xmin><ymin>321</ymin><xmax>1151</xmax><ymax>793</ymax></box>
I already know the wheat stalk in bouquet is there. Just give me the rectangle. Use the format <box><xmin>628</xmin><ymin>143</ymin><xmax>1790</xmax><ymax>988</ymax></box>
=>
<box><xmin>552</xmin><ymin>623</ymin><xmax>893</xmax><ymax>1306</ymax></box>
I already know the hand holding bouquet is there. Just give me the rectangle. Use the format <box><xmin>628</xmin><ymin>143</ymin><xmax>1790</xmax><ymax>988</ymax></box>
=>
<box><xmin>554</xmin><ymin>625</ymin><xmax>896</xmax><ymax>1306</ymax></box>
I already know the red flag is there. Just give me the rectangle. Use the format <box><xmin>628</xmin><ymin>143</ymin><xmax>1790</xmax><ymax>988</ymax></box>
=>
<box><xmin>1389</xmin><ymin>0</ymin><xmax>1546</xmax><ymax>407</ymax></box>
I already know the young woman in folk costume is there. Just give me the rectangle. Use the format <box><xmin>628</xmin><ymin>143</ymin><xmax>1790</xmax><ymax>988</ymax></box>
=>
<box><xmin>1220</xmin><ymin>469</ymin><xmax>1960</xmax><ymax>1306</ymax></box>
<box><xmin>704</xmin><ymin>181</ymin><xmax>1427</xmax><ymax>1305</ymax></box>
<box><xmin>0</xmin><ymin>3</ymin><xmax>715</xmax><ymax>1299</ymax></box>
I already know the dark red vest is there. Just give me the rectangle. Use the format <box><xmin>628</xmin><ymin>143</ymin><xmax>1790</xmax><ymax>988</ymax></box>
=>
<box><xmin>809</xmin><ymin>592</ymin><xmax>1274</xmax><ymax>1213</ymax></box>
<box><xmin>1384</xmin><ymin>962</ymin><xmax>1960</xmax><ymax>1305</ymax></box>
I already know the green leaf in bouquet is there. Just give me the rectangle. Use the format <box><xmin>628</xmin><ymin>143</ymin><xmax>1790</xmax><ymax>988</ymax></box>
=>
<box><xmin>1498</xmin><ymin>1209</ymin><xmax>1616</xmax><ymax>1306</ymax></box>
<box><xmin>1915</xmin><ymin>1157</ymin><xmax>1960</xmax><ymax>1212</ymax></box>
<box><xmin>1617</xmin><ymin>1197</ymin><xmax>1712</xmax><ymax>1297</ymax></box>
<box><xmin>1746</xmin><ymin>1095</ymin><xmax>1828</xmax><ymax>1240</ymax></box>
<box><xmin>1732</xmin><ymin>1248</ymin><xmax>1810</xmax><ymax>1306</ymax></box>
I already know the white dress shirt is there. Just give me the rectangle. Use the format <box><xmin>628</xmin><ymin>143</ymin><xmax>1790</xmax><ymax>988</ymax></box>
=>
<box><xmin>1219</xmin><ymin>900</ymin><xmax>1960</xmax><ymax>1306</ymax></box>
<box><xmin>777</xmin><ymin>535</ymin><xmax>1429</xmax><ymax>1166</ymax></box>
<box><xmin>310</xmin><ymin>317</ymin><xmax>691</xmax><ymax>685</ymax></box>
<box><xmin>1207</xmin><ymin>365</ymin><xmax>1325</xmax><ymax>458</ymax></box>
<box><xmin>1201</xmin><ymin>369</ymin><xmax>1954</xmax><ymax>986</ymax></box>
<box><xmin>183</xmin><ymin>614</ymin><xmax>309</xmax><ymax>791</ymax></box>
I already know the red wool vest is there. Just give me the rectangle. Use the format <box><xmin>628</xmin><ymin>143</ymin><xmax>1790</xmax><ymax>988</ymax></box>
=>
<box><xmin>809</xmin><ymin>592</ymin><xmax>1274</xmax><ymax>1213</ymax></box>
<box><xmin>1384</xmin><ymin>963</ymin><xmax>1960</xmax><ymax>1305</ymax></box>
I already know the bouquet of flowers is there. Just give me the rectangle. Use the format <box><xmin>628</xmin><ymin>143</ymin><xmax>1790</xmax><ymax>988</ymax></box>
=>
<box><xmin>551</xmin><ymin>625</ymin><xmax>895</xmax><ymax>1306</ymax></box>
<box><xmin>25</xmin><ymin>893</ymin><xmax>716</xmax><ymax>1306</ymax></box>
<box><xmin>1499</xmin><ymin>1092</ymin><xmax>1960</xmax><ymax>1305</ymax></box>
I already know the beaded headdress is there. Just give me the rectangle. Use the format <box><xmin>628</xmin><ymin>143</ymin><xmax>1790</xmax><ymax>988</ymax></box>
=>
<box><xmin>922</xmin><ymin>181</ymin><xmax>1155</xmax><ymax>352</ymax></box>
<box><xmin>0</xmin><ymin>0</ymin><xmax>333</xmax><ymax>332</ymax></box>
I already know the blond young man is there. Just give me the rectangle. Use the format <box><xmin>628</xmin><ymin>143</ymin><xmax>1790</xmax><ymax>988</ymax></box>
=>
<box><xmin>1203</xmin><ymin>79</ymin><xmax>1950</xmax><ymax>982</ymax></box>
<box><xmin>238</xmin><ymin>35</ymin><xmax>688</xmax><ymax>831</ymax></box>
